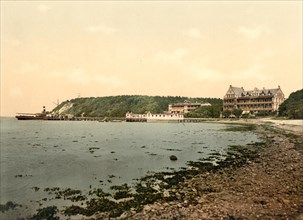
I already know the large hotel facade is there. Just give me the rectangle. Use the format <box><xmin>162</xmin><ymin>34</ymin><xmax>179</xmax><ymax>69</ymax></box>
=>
<box><xmin>223</xmin><ymin>85</ymin><xmax>285</xmax><ymax>113</ymax></box>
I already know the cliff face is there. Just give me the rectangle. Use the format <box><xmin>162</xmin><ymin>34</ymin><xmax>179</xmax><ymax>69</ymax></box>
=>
<box><xmin>52</xmin><ymin>102</ymin><xmax>73</xmax><ymax>115</ymax></box>
<box><xmin>51</xmin><ymin>95</ymin><xmax>222</xmax><ymax>117</ymax></box>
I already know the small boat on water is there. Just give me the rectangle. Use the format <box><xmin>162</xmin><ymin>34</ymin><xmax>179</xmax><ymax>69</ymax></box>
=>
<box><xmin>16</xmin><ymin>106</ymin><xmax>48</xmax><ymax>120</ymax></box>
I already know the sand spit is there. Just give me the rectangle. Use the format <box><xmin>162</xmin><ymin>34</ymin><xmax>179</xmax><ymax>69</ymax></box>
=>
<box><xmin>127</xmin><ymin>123</ymin><xmax>303</xmax><ymax>220</ymax></box>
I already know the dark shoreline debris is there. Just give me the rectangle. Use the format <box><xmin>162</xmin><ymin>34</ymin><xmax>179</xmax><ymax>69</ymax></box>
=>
<box><xmin>0</xmin><ymin>201</ymin><xmax>22</xmax><ymax>213</ymax></box>
<box><xmin>170</xmin><ymin>155</ymin><xmax>178</xmax><ymax>161</ymax></box>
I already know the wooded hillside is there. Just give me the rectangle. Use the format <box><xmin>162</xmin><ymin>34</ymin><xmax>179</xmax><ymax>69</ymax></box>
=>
<box><xmin>52</xmin><ymin>95</ymin><xmax>222</xmax><ymax>117</ymax></box>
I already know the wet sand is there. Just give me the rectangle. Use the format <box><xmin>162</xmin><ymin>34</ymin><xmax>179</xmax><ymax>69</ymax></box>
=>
<box><xmin>127</xmin><ymin>122</ymin><xmax>303</xmax><ymax>219</ymax></box>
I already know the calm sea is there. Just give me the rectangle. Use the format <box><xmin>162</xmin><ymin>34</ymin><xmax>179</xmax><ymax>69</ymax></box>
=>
<box><xmin>0</xmin><ymin>117</ymin><xmax>260</xmax><ymax>219</ymax></box>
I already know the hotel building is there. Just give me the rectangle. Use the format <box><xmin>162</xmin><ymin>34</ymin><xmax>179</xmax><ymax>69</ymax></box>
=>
<box><xmin>223</xmin><ymin>85</ymin><xmax>285</xmax><ymax>113</ymax></box>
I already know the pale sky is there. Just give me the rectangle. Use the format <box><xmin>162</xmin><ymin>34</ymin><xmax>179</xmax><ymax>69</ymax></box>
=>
<box><xmin>1</xmin><ymin>1</ymin><xmax>302</xmax><ymax>116</ymax></box>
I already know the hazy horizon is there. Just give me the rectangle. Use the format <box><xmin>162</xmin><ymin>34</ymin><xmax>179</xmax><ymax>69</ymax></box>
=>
<box><xmin>1</xmin><ymin>1</ymin><xmax>302</xmax><ymax>116</ymax></box>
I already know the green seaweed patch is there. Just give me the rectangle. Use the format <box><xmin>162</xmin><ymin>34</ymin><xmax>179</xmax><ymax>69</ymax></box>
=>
<box><xmin>111</xmin><ymin>184</ymin><xmax>133</xmax><ymax>200</ymax></box>
<box><xmin>0</xmin><ymin>201</ymin><xmax>22</xmax><ymax>213</ymax></box>
<box><xmin>63</xmin><ymin>205</ymin><xmax>87</xmax><ymax>216</ymax></box>
<box><xmin>68</xmin><ymin>195</ymin><xmax>87</xmax><ymax>202</ymax></box>
<box><xmin>63</xmin><ymin>181</ymin><xmax>165</xmax><ymax>217</ymax></box>
<box><xmin>44</xmin><ymin>187</ymin><xmax>85</xmax><ymax>201</ymax></box>
<box><xmin>187</xmin><ymin>161</ymin><xmax>215</xmax><ymax>171</ymax></box>
<box><xmin>163</xmin><ymin>148</ymin><xmax>182</xmax><ymax>151</ymax></box>
<box><xmin>64</xmin><ymin>197</ymin><xmax>117</xmax><ymax>217</ymax></box>
<box><xmin>209</xmin><ymin>152</ymin><xmax>222</xmax><ymax>156</ymax></box>
<box><xmin>61</xmin><ymin>188</ymin><xmax>82</xmax><ymax>197</ymax></box>
<box><xmin>89</xmin><ymin>147</ymin><xmax>100</xmax><ymax>151</ymax></box>
<box><xmin>28</xmin><ymin>206</ymin><xmax>59</xmax><ymax>220</ymax></box>
<box><xmin>15</xmin><ymin>174</ymin><xmax>32</xmax><ymax>178</ymax></box>
<box><xmin>216</xmin><ymin>145</ymin><xmax>261</xmax><ymax>169</ymax></box>
<box><xmin>222</xmin><ymin>124</ymin><xmax>256</xmax><ymax>132</ymax></box>
<box><xmin>88</xmin><ymin>188</ymin><xmax>110</xmax><ymax>197</ymax></box>
<box><xmin>145</xmin><ymin>152</ymin><xmax>158</xmax><ymax>156</ymax></box>
<box><xmin>32</xmin><ymin>186</ymin><xmax>40</xmax><ymax>192</ymax></box>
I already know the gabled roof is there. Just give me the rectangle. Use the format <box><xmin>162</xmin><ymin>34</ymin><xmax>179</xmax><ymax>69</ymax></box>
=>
<box><xmin>245</xmin><ymin>88</ymin><xmax>280</xmax><ymax>96</ymax></box>
<box><xmin>227</xmin><ymin>85</ymin><xmax>283</xmax><ymax>97</ymax></box>
<box><xmin>230</xmin><ymin>86</ymin><xmax>245</xmax><ymax>96</ymax></box>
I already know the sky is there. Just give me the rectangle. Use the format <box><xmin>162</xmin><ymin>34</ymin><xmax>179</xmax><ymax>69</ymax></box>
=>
<box><xmin>1</xmin><ymin>1</ymin><xmax>302</xmax><ymax>116</ymax></box>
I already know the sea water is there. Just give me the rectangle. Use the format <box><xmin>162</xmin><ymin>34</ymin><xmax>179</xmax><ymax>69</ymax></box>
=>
<box><xmin>0</xmin><ymin>117</ymin><xmax>260</xmax><ymax>218</ymax></box>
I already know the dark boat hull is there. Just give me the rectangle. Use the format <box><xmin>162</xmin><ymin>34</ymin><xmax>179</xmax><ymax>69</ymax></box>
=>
<box><xmin>15</xmin><ymin>115</ymin><xmax>44</xmax><ymax>120</ymax></box>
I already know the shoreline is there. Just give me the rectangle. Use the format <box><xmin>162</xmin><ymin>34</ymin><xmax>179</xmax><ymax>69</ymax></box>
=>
<box><xmin>127</xmin><ymin>122</ymin><xmax>303</xmax><ymax>219</ymax></box>
<box><xmin>1</xmin><ymin>120</ymin><xmax>302</xmax><ymax>219</ymax></box>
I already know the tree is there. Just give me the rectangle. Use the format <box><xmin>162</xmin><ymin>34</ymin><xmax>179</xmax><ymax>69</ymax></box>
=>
<box><xmin>232</xmin><ymin>109</ymin><xmax>243</xmax><ymax>118</ymax></box>
<box><xmin>222</xmin><ymin>110</ymin><xmax>232</xmax><ymax>118</ymax></box>
<box><xmin>278</xmin><ymin>89</ymin><xmax>303</xmax><ymax>119</ymax></box>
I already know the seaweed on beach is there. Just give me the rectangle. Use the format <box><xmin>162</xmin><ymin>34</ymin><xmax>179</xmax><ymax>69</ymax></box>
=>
<box><xmin>223</xmin><ymin>124</ymin><xmax>256</xmax><ymax>132</ymax></box>
<box><xmin>111</xmin><ymin>184</ymin><xmax>133</xmax><ymax>200</ymax></box>
<box><xmin>163</xmin><ymin>148</ymin><xmax>182</xmax><ymax>151</ymax></box>
<box><xmin>60</xmin><ymin>140</ymin><xmax>266</xmax><ymax>218</ymax></box>
<box><xmin>0</xmin><ymin>201</ymin><xmax>22</xmax><ymax>213</ymax></box>
<box><xmin>28</xmin><ymin>206</ymin><xmax>59</xmax><ymax>220</ymax></box>
<box><xmin>31</xmin><ymin>135</ymin><xmax>268</xmax><ymax>219</ymax></box>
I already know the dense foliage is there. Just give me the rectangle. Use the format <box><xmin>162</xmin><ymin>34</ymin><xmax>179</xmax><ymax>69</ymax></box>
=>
<box><xmin>184</xmin><ymin>104</ymin><xmax>223</xmax><ymax>118</ymax></box>
<box><xmin>52</xmin><ymin>95</ymin><xmax>222</xmax><ymax>117</ymax></box>
<box><xmin>278</xmin><ymin>89</ymin><xmax>303</xmax><ymax>119</ymax></box>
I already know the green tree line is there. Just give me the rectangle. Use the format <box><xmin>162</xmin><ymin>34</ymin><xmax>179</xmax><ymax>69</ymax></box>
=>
<box><xmin>278</xmin><ymin>89</ymin><xmax>303</xmax><ymax>119</ymax></box>
<box><xmin>184</xmin><ymin>104</ymin><xmax>223</xmax><ymax>118</ymax></box>
<box><xmin>52</xmin><ymin>95</ymin><xmax>222</xmax><ymax>118</ymax></box>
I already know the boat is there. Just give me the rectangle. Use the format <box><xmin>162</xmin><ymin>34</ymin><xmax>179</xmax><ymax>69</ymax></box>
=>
<box><xmin>15</xmin><ymin>107</ymin><xmax>48</xmax><ymax>120</ymax></box>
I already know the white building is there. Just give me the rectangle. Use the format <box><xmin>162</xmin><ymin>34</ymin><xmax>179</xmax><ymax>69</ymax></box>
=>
<box><xmin>126</xmin><ymin>111</ymin><xmax>184</xmax><ymax>122</ymax></box>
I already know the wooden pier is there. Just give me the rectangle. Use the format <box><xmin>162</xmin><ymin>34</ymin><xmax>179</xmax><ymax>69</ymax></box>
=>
<box><xmin>126</xmin><ymin>117</ymin><xmax>212</xmax><ymax>123</ymax></box>
<box><xmin>45</xmin><ymin>116</ymin><xmax>123</xmax><ymax>122</ymax></box>
<box><xmin>125</xmin><ymin>118</ymin><xmax>147</xmax><ymax>122</ymax></box>
<box><xmin>183</xmin><ymin>118</ymin><xmax>211</xmax><ymax>123</ymax></box>
<box><xmin>19</xmin><ymin>116</ymin><xmax>213</xmax><ymax>123</ymax></box>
